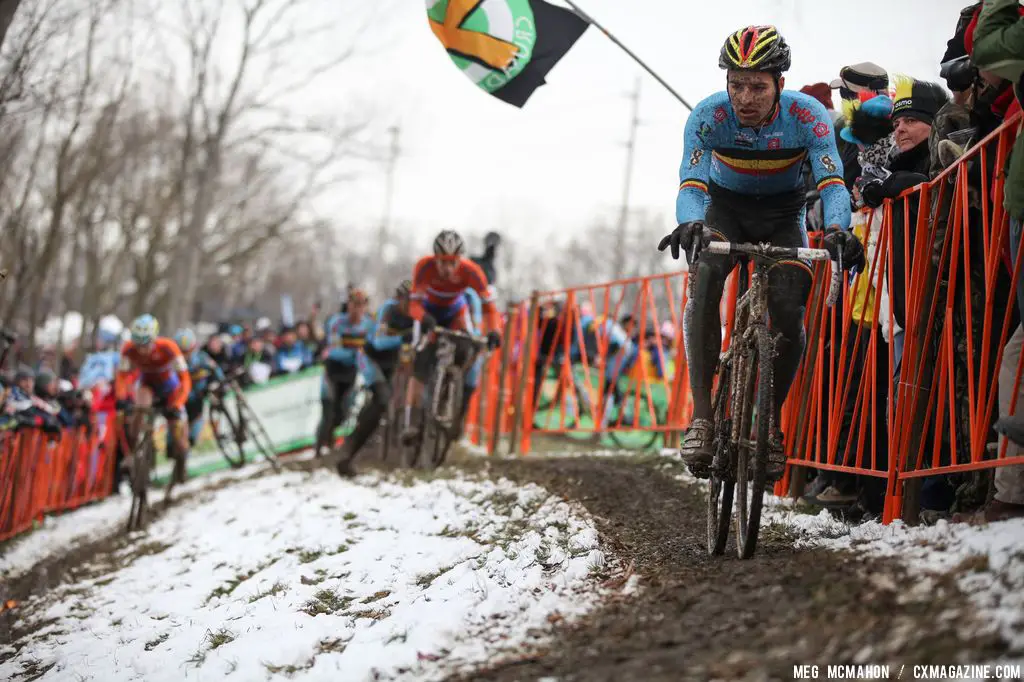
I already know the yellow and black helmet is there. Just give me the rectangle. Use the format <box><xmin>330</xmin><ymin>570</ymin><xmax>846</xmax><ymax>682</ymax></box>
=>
<box><xmin>719</xmin><ymin>25</ymin><xmax>791</xmax><ymax>74</ymax></box>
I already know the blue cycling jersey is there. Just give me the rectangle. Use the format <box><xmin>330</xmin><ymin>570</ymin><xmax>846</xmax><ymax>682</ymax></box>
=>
<box><xmin>324</xmin><ymin>312</ymin><xmax>374</xmax><ymax>366</ymax></box>
<box><xmin>676</xmin><ymin>90</ymin><xmax>852</xmax><ymax>231</ymax></box>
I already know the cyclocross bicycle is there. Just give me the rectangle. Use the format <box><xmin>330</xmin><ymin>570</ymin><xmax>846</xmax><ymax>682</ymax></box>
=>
<box><xmin>703</xmin><ymin>236</ymin><xmax>841</xmax><ymax>559</ymax></box>
<box><xmin>412</xmin><ymin>328</ymin><xmax>489</xmax><ymax>469</ymax></box>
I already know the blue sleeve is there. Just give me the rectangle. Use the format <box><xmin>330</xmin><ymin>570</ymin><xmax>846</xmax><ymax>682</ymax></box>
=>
<box><xmin>208</xmin><ymin>353</ymin><xmax>225</xmax><ymax>381</ymax></box>
<box><xmin>369</xmin><ymin>302</ymin><xmax>404</xmax><ymax>352</ymax></box>
<box><xmin>676</xmin><ymin>96</ymin><xmax>717</xmax><ymax>224</ymax></box>
<box><xmin>802</xmin><ymin>99</ymin><xmax>852</xmax><ymax>230</ymax></box>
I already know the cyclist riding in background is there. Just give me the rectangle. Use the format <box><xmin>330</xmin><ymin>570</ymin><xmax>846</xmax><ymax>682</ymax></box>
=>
<box><xmin>404</xmin><ymin>230</ymin><xmax>503</xmax><ymax>440</ymax></box>
<box><xmin>316</xmin><ymin>288</ymin><xmax>373</xmax><ymax>458</ymax></box>
<box><xmin>658</xmin><ymin>25</ymin><xmax>862</xmax><ymax>482</ymax></box>
<box><xmin>574</xmin><ymin>311</ymin><xmax>638</xmax><ymax>424</ymax></box>
<box><xmin>174</xmin><ymin>328</ymin><xmax>225</xmax><ymax>449</ymax></box>
<box><xmin>334</xmin><ymin>280</ymin><xmax>417</xmax><ymax>477</ymax></box>
<box><xmin>115</xmin><ymin>314</ymin><xmax>193</xmax><ymax>489</ymax></box>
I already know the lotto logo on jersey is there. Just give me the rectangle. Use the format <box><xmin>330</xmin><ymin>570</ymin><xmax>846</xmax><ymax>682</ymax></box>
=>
<box><xmin>813</xmin><ymin>122</ymin><xmax>830</xmax><ymax>138</ymax></box>
<box><xmin>714</xmin><ymin>106</ymin><xmax>727</xmax><ymax>123</ymax></box>
<box><xmin>788</xmin><ymin>101</ymin><xmax>816</xmax><ymax>125</ymax></box>
<box><xmin>767</xmin><ymin>137</ymin><xmax>781</xmax><ymax>150</ymax></box>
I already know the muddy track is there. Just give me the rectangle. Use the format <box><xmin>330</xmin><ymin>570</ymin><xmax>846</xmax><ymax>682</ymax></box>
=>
<box><xmin>454</xmin><ymin>455</ymin><xmax>1010</xmax><ymax>682</ymax></box>
<box><xmin>1</xmin><ymin>450</ymin><xmax>1012</xmax><ymax>679</ymax></box>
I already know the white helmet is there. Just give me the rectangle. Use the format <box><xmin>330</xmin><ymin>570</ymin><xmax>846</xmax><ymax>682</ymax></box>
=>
<box><xmin>433</xmin><ymin>230</ymin><xmax>464</xmax><ymax>256</ymax></box>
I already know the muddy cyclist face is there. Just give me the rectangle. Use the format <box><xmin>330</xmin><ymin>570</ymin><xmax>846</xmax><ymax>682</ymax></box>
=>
<box><xmin>727</xmin><ymin>71</ymin><xmax>783</xmax><ymax>127</ymax></box>
<box><xmin>436</xmin><ymin>257</ymin><xmax>459</xmax><ymax>280</ymax></box>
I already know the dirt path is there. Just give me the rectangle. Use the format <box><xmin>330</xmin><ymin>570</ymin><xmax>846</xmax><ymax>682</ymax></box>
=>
<box><xmin>453</xmin><ymin>455</ymin><xmax>1010</xmax><ymax>682</ymax></box>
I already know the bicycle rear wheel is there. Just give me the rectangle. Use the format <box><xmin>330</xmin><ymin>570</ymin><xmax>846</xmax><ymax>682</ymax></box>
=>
<box><xmin>235</xmin><ymin>393</ymin><xmax>280</xmax><ymax>471</ymax></box>
<box><xmin>735</xmin><ymin>330</ymin><xmax>773</xmax><ymax>560</ymax></box>
<box><xmin>607</xmin><ymin>387</ymin><xmax>665</xmax><ymax>451</ymax></box>
<box><xmin>209</xmin><ymin>400</ymin><xmax>246</xmax><ymax>469</ymax></box>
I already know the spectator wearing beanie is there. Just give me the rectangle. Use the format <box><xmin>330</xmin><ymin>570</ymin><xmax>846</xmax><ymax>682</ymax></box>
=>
<box><xmin>831</xmin><ymin>62</ymin><xmax>891</xmax><ymax>190</ymax></box>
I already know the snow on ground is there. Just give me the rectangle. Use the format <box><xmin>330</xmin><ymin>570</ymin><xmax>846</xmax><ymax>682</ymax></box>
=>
<box><xmin>0</xmin><ymin>468</ymin><xmax>606</xmax><ymax>682</ymax></box>
<box><xmin>764</xmin><ymin>498</ymin><xmax>1024</xmax><ymax>653</ymax></box>
<box><xmin>0</xmin><ymin>463</ymin><xmax>270</xmax><ymax>582</ymax></box>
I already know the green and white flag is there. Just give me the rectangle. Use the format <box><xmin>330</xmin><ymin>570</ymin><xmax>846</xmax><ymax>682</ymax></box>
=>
<box><xmin>427</xmin><ymin>0</ymin><xmax>588</xmax><ymax>107</ymax></box>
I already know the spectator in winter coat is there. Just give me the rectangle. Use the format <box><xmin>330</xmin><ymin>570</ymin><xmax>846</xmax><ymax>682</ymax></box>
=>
<box><xmin>273</xmin><ymin>326</ymin><xmax>313</xmax><ymax>375</ymax></box>
<box><xmin>970</xmin><ymin>0</ymin><xmax>1024</xmax><ymax>520</ymax></box>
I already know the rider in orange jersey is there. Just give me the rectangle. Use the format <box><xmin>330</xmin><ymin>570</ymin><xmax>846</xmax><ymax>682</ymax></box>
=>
<box><xmin>115</xmin><ymin>314</ymin><xmax>192</xmax><ymax>491</ymax></box>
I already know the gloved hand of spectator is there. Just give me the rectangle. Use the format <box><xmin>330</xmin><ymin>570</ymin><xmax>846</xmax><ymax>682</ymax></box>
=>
<box><xmin>486</xmin><ymin>330</ymin><xmax>502</xmax><ymax>351</ymax></box>
<box><xmin>822</xmin><ymin>227</ymin><xmax>866</xmax><ymax>273</ymax></box>
<box><xmin>859</xmin><ymin>179</ymin><xmax>886</xmax><ymax>209</ymax></box>
<box><xmin>658</xmin><ymin>221</ymin><xmax>707</xmax><ymax>262</ymax></box>
<box><xmin>115</xmin><ymin>398</ymin><xmax>133</xmax><ymax>413</ymax></box>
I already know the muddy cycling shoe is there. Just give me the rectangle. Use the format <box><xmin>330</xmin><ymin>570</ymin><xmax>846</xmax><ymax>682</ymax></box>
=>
<box><xmin>399</xmin><ymin>427</ymin><xmax>420</xmax><ymax>447</ymax></box>
<box><xmin>335</xmin><ymin>456</ymin><xmax>357</xmax><ymax>478</ymax></box>
<box><xmin>680</xmin><ymin>418</ymin><xmax>714</xmax><ymax>479</ymax></box>
<box><xmin>766</xmin><ymin>430</ymin><xmax>786</xmax><ymax>482</ymax></box>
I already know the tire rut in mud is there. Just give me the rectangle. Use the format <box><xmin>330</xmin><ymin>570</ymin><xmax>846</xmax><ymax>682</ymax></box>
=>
<box><xmin>455</xmin><ymin>455</ymin><xmax>1010</xmax><ymax>682</ymax></box>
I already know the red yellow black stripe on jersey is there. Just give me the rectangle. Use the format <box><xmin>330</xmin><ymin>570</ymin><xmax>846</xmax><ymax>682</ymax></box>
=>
<box><xmin>679</xmin><ymin>179</ymin><xmax>709</xmax><ymax>193</ymax></box>
<box><xmin>712</xmin><ymin>148</ymin><xmax>807</xmax><ymax>176</ymax></box>
<box><xmin>341</xmin><ymin>336</ymin><xmax>365</xmax><ymax>348</ymax></box>
<box><xmin>817</xmin><ymin>176</ymin><xmax>845</xmax><ymax>191</ymax></box>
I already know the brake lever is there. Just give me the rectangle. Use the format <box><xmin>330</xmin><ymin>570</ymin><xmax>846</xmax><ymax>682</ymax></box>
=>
<box><xmin>825</xmin><ymin>245</ymin><xmax>843</xmax><ymax>308</ymax></box>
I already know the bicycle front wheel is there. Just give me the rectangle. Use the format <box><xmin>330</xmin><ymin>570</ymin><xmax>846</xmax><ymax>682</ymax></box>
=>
<box><xmin>127</xmin><ymin>426</ymin><xmax>153</xmax><ymax>533</ymax></box>
<box><xmin>706</xmin><ymin>359</ymin><xmax>735</xmax><ymax>556</ymax></box>
<box><xmin>735</xmin><ymin>329</ymin><xmax>773</xmax><ymax>560</ymax></box>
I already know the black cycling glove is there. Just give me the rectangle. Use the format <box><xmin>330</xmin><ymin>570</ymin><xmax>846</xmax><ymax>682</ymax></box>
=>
<box><xmin>822</xmin><ymin>227</ymin><xmax>866</xmax><ymax>273</ymax></box>
<box><xmin>658</xmin><ymin>221</ymin><xmax>707</xmax><ymax>261</ymax></box>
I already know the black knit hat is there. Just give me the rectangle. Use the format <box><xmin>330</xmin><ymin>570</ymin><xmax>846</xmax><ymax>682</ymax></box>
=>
<box><xmin>892</xmin><ymin>77</ymin><xmax>949</xmax><ymax>125</ymax></box>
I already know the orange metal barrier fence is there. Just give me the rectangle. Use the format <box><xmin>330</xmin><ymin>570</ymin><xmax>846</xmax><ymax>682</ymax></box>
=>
<box><xmin>471</xmin><ymin>114</ymin><xmax>1022</xmax><ymax>524</ymax></box>
<box><xmin>0</xmin><ymin>421</ymin><xmax>118</xmax><ymax>543</ymax></box>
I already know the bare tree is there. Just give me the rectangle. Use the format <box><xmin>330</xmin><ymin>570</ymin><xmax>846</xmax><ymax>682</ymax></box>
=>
<box><xmin>161</xmin><ymin>0</ymin><xmax>366</xmax><ymax>330</ymax></box>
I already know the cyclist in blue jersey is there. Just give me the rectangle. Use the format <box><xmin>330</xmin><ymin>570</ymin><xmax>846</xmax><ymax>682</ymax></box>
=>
<box><xmin>334</xmin><ymin>281</ymin><xmax>416</xmax><ymax>476</ymax></box>
<box><xmin>316</xmin><ymin>288</ymin><xmax>374</xmax><ymax>458</ymax></box>
<box><xmin>658</xmin><ymin>25</ymin><xmax>864</xmax><ymax>481</ymax></box>
<box><xmin>174</xmin><ymin>328</ymin><xmax>226</xmax><ymax>448</ymax></box>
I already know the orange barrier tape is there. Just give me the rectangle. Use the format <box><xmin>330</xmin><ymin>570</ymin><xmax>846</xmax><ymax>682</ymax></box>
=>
<box><xmin>0</xmin><ymin>420</ymin><xmax>117</xmax><ymax>543</ymax></box>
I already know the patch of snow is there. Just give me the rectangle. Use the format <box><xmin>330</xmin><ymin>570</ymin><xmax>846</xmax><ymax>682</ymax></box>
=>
<box><xmin>0</xmin><ymin>463</ymin><xmax>272</xmax><ymax>583</ymax></box>
<box><xmin>764</xmin><ymin>498</ymin><xmax>1024</xmax><ymax>652</ymax></box>
<box><xmin>0</xmin><ymin>469</ymin><xmax>605</xmax><ymax>681</ymax></box>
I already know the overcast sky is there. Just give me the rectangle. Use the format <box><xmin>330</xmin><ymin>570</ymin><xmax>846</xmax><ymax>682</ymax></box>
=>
<box><xmin>261</xmin><ymin>0</ymin><xmax>966</xmax><ymax>252</ymax></box>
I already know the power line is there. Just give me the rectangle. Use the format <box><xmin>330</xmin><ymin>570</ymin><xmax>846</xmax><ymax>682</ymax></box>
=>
<box><xmin>612</xmin><ymin>76</ymin><xmax>641</xmax><ymax>278</ymax></box>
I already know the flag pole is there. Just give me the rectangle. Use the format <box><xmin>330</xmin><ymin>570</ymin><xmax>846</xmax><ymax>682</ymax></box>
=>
<box><xmin>563</xmin><ymin>0</ymin><xmax>694</xmax><ymax>112</ymax></box>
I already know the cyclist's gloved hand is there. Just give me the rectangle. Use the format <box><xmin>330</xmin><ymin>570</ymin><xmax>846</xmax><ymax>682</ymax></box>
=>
<box><xmin>658</xmin><ymin>221</ymin><xmax>706</xmax><ymax>261</ymax></box>
<box><xmin>822</xmin><ymin>227</ymin><xmax>866</xmax><ymax>273</ymax></box>
<box><xmin>486</xmin><ymin>330</ymin><xmax>502</xmax><ymax>351</ymax></box>
<box><xmin>115</xmin><ymin>399</ymin><xmax>133</xmax><ymax>413</ymax></box>
<box><xmin>400</xmin><ymin>328</ymin><xmax>415</xmax><ymax>343</ymax></box>
<box><xmin>420</xmin><ymin>313</ymin><xmax>437</xmax><ymax>335</ymax></box>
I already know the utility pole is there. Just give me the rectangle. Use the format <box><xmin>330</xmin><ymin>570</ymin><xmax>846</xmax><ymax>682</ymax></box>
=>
<box><xmin>377</xmin><ymin>125</ymin><xmax>401</xmax><ymax>298</ymax></box>
<box><xmin>612</xmin><ymin>76</ymin><xmax>641</xmax><ymax>279</ymax></box>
